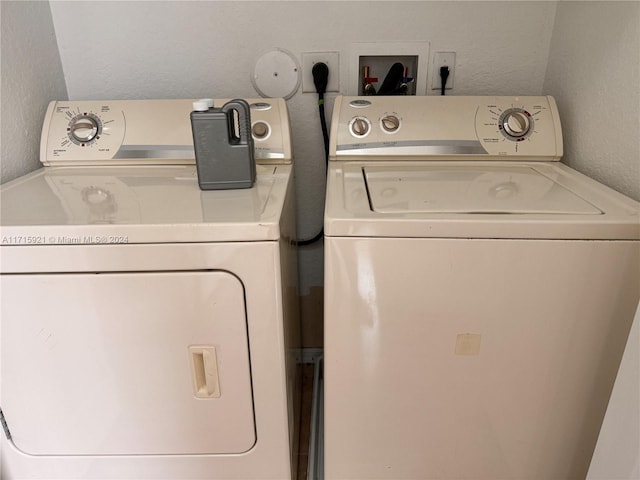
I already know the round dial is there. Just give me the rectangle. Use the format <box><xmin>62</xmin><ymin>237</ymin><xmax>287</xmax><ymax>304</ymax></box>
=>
<box><xmin>68</xmin><ymin>113</ymin><xmax>102</xmax><ymax>145</ymax></box>
<box><xmin>349</xmin><ymin>116</ymin><xmax>371</xmax><ymax>138</ymax></box>
<box><xmin>380</xmin><ymin>114</ymin><xmax>401</xmax><ymax>133</ymax></box>
<box><xmin>252</xmin><ymin>121</ymin><xmax>270</xmax><ymax>140</ymax></box>
<box><xmin>499</xmin><ymin>108</ymin><xmax>533</xmax><ymax>141</ymax></box>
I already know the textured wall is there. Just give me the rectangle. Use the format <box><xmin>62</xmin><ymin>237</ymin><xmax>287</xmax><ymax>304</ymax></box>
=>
<box><xmin>544</xmin><ymin>1</ymin><xmax>640</xmax><ymax>201</ymax></box>
<box><xmin>546</xmin><ymin>3</ymin><xmax>640</xmax><ymax>477</ymax></box>
<box><xmin>0</xmin><ymin>1</ymin><xmax>67</xmax><ymax>184</ymax></box>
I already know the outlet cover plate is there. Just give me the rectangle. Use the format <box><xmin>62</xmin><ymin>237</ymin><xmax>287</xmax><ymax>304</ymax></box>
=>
<box><xmin>302</xmin><ymin>52</ymin><xmax>340</xmax><ymax>93</ymax></box>
<box><xmin>431</xmin><ymin>51</ymin><xmax>456</xmax><ymax>91</ymax></box>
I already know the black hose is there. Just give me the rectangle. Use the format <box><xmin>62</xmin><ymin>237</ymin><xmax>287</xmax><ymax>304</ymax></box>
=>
<box><xmin>295</xmin><ymin>63</ymin><xmax>330</xmax><ymax>247</ymax></box>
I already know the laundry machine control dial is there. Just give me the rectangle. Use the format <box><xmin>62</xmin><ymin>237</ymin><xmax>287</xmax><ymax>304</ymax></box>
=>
<box><xmin>380</xmin><ymin>114</ymin><xmax>401</xmax><ymax>133</ymax></box>
<box><xmin>252</xmin><ymin>121</ymin><xmax>270</xmax><ymax>140</ymax></box>
<box><xmin>68</xmin><ymin>113</ymin><xmax>102</xmax><ymax>145</ymax></box>
<box><xmin>349</xmin><ymin>117</ymin><xmax>372</xmax><ymax>138</ymax></box>
<box><xmin>499</xmin><ymin>108</ymin><xmax>533</xmax><ymax>140</ymax></box>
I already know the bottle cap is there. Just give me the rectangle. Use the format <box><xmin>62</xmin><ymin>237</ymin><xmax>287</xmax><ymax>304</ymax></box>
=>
<box><xmin>192</xmin><ymin>101</ymin><xmax>209</xmax><ymax>112</ymax></box>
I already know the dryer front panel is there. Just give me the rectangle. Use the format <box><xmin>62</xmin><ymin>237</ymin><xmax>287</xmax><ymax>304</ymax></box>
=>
<box><xmin>1</xmin><ymin>270</ymin><xmax>255</xmax><ymax>455</ymax></box>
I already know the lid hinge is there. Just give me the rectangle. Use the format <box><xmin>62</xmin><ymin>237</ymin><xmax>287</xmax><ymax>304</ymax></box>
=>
<box><xmin>0</xmin><ymin>408</ymin><xmax>12</xmax><ymax>440</ymax></box>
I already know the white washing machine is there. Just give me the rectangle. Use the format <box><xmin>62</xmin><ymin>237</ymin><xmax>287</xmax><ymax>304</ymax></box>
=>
<box><xmin>324</xmin><ymin>95</ymin><xmax>640</xmax><ymax>480</ymax></box>
<box><xmin>0</xmin><ymin>98</ymin><xmax>300</xmax><ymax>479</ymax></box>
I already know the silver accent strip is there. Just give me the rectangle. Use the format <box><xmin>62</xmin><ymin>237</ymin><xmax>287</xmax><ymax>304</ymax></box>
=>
<box><xmin>114</xmin><ymin>145</ymin><xmax>194</xmax><ymax>159</ymax></box>
<box><xmin>337</xmin><ymin>140</ymin><xmax>488</xmax><ymax>156</ymax></box>
<box><xmin>255</xmin><ymin>150</ymin><xmax>285</xmax><ymax>159</ymax></box>
<box><xmin>114</xmin><ymin>145</ymin><xmax>284</xmax><ymax>160</ymax></box>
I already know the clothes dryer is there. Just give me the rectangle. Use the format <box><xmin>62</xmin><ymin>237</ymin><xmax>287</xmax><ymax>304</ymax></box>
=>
<box><xmin>0</xmin><ymin>99</ymin><xmax>300</xmax><ymax>479</ymax></box>
<box><xmin>324</xmin><ymin>95</ymin><xmax>640</xmax><ymax>479</ymax></box>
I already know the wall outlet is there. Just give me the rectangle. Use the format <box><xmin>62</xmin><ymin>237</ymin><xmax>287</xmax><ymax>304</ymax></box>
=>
<box><xmin>302</xmin><ymin>52</ymin><xmax>340</xmax><ymax>93</ymax></box>
<box><xmin>430</xmin><ymin>51</ymin><xmax>456</xmax><ymax>92</ymax></box>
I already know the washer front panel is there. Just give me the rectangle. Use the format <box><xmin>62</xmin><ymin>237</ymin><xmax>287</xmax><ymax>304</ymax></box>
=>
<box><xmin>324</xmin><ymin>236</ymin><xmax>639</xmax><ymax>479</ymax></box>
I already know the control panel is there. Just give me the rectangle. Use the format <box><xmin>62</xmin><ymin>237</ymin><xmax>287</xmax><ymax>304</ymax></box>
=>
<box><xmin>330</xmin><ymin>96</ymin><xmax>563</xmax><ymax>161</ymax></box>
<box><xmin>40</xmin><ymin>99</ymin><xmax>292</xmax><ymax>166</ymax></box>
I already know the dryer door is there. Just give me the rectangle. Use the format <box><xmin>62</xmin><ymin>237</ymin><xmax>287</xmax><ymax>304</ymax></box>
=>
<box><xmin>1</xmin><ymin>270</ymin><xmax>256</xmax><ymax>455</ymax></box>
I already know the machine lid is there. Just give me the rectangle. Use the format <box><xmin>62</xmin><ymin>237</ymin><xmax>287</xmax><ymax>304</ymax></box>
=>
<box><xmin>324</xmin><ymin>161</ymin><xmax>640</xmax><ymax>240</ymax></box>
<box><xmin>364</xmin><ymin>165</ymin><xmax>601</xmax><ymax>215</ymax></box>
<box><xmin>0</xmin><ymin>164</ymin><xmax>291</xmax><ymax>243</ymax></box>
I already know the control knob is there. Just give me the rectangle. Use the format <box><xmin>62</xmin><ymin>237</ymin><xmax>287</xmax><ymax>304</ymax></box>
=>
<box><xmin>69</xmin><ymin>114</ymin><xmax>100</xmax><ymax>144</ymax></box>
<box><xmin>381</xmin><ymin>114</ymin><xmax>401</xmax><ymax>133</ymax></box>
<box><xmin>500</xmin><ymin>109</ymin><xmax>532</xmax><ymax>140</ymax></box>
<box><xmin>349</xmin><ymin>117</ymin><xmax>371</xmax><ymax>138</ymax></box>
<box><xmin>252</xmin><ymin>121</ymin><xmax>270</xmax><ymax>139</ymax></box>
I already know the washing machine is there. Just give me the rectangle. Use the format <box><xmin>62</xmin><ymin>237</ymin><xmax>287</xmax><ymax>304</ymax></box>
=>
<box><xmin>324</xmin><ymin>95</ymin><xmax>640</xmax><ymax>480</ymax></box>
<box><xmin>0</xmin><ymin>98</ymin><xmax>300</xmax><ymax>479</ymax></box>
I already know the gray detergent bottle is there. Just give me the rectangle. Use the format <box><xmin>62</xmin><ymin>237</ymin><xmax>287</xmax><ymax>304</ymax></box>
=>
<box><xmin>190</xmin><ymin>98</ymin><xmax>256</xmax><ymax>190</ymax></box>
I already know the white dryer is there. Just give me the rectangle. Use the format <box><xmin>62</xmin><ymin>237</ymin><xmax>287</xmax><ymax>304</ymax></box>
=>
<box><xmin>0</xmin><ymin>99</ymin><xmax>300</xmax><ymax>479</ymax></box>
<box><xmin>324</xmin><ymin>96</ymin><xmax>640</xmax><ymax>479</ymax></box>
